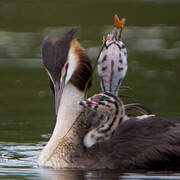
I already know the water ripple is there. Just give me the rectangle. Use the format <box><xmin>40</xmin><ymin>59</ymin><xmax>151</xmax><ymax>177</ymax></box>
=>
<box><xmin>0</xmin><ymin>142</ymin><xmax>43</xmax><ymax>169</ymax></box>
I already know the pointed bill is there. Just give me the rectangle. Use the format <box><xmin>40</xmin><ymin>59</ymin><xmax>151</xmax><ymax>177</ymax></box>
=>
<box><xmin>54</xmin><ymin>73</ymin><xmax>66</xmax><ymax>115</ymax></box>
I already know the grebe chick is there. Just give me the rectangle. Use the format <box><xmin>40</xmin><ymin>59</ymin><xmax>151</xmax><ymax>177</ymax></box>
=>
<box><xmin>97</xmin><ymin>15</ymin><xmax>152</xmax><ymax>117</ymax></box>
<box><xmin>98</xmin><ymin>15</ymin><xmax>127</xmax><ymax>95</ymax></box>
<box><xmin>80</xmin><ymin>92</ymin><xmax>125</xmax><ymax>148</ymax></box>
<box><xmin>80</xmin><ymin>92</ymin><xmax>153</xmax><ymax>148</ymax></box>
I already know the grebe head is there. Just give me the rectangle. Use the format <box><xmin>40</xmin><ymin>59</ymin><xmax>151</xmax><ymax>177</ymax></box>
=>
<box><xmin>42</xmin><ymin>28</ymin><xmax>92</xmax><ymax>115</ymax></box>
<box><xmin>80</xmin><ymin>92</ymin><xmax>122</xmax><ymax>116</ymax></box>
<box><xmin>80</xmin><ymin>91</ymin><xmax>125</xmax><ymax>148</ymax></box>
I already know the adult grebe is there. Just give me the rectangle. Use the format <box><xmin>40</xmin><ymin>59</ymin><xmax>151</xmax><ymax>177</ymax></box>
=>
<box><xmin>38</xmin><ymin>28</ymin><xmax>93</xmax><ymax>168</ymax></box>
<box><xmin>38</xmin><ymin>28</ymin><xmax>180</xmax><ymax>170</ymax></box>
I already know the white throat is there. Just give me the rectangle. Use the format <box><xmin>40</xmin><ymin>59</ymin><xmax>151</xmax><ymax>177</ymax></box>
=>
<box><xmin>38</xmin><ymin>83</ymin><xmax>84</xmax><ymax>166</ymax></box>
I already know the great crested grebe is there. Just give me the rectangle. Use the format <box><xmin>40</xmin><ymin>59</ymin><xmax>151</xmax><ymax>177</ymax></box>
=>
<box><xmin>38</xmin><ymin>28</ymin><xmax>180</xmax><ymax>170</ymax></box>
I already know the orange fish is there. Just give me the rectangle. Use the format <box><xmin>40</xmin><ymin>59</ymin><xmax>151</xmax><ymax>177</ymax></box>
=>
<box><xmin>114</xmin><ymin>14</ymin><xmax>126</xmax><ymax>28</ymax></box>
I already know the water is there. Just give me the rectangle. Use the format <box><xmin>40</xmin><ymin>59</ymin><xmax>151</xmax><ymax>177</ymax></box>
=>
<box><xmin>0</xmin><ymin>0</ymin><xmax>180</xmax><ymax>179</ymax></box>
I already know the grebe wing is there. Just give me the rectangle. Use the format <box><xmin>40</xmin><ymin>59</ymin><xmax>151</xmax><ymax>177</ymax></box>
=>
<box><xmin>86</xmin><ymin>116</ymin><xmax>180</xmax><ymax>170</ymax></box>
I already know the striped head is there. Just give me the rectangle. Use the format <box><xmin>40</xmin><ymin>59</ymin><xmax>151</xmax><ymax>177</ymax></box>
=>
<box><xmin>81</xmin><ymin>91</ymin><xmax>125</xmax><ymax>148</ymax></box>
<box><xmin>80</xmin><ymin>92</ymin><xmax>124</xmax><ymax>116</ymax></box>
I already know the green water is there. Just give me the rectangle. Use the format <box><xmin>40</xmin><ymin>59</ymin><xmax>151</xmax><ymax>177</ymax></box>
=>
<box><xmin>0</xmin><ymin>0</ymin><xmax>180</xmax><ymax>179</ymax></box>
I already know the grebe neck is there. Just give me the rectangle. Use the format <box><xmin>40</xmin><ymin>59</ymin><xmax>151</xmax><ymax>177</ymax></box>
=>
<box><xmin>38</xmin><ymin>83</ymin><xmax>85</xmax><ymax>166</ymax></box>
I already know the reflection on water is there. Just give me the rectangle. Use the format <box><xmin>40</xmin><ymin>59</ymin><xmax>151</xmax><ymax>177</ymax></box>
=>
<box><xmin>1</xmin><ymin>157</ymin><xmax>180</xmax><ymax>180</ymax></box>
<box><xmin>0</xmin><ymin>26</ymin><xmax>180</xmax><ymax>60</ymax></box>
<box><xmin>0</xmin><ymin>143</ymin><xmax>40</xmax><ymax>168</ymax></box>
<box><xmin>0</xmin><ymin>0</ymin><xmax>180</xmax><ymax>179</ymax></box>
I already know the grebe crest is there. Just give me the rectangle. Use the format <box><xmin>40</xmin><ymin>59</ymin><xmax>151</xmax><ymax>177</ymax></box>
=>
<box><xmin>42</xmin><ymin>28</ymin><xmax>92</xmax><ymax>115</ymax></box>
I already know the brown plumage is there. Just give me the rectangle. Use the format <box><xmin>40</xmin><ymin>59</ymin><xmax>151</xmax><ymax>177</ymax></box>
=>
<box><xmin>69</xmin><ymin>40</ymin><xmax>92</xmax><ymax>91</ymax></box>
<box><xmin>88</xmin><ymin>117</ymin><xmax>180</xmax><ymax>170</ymax></box>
